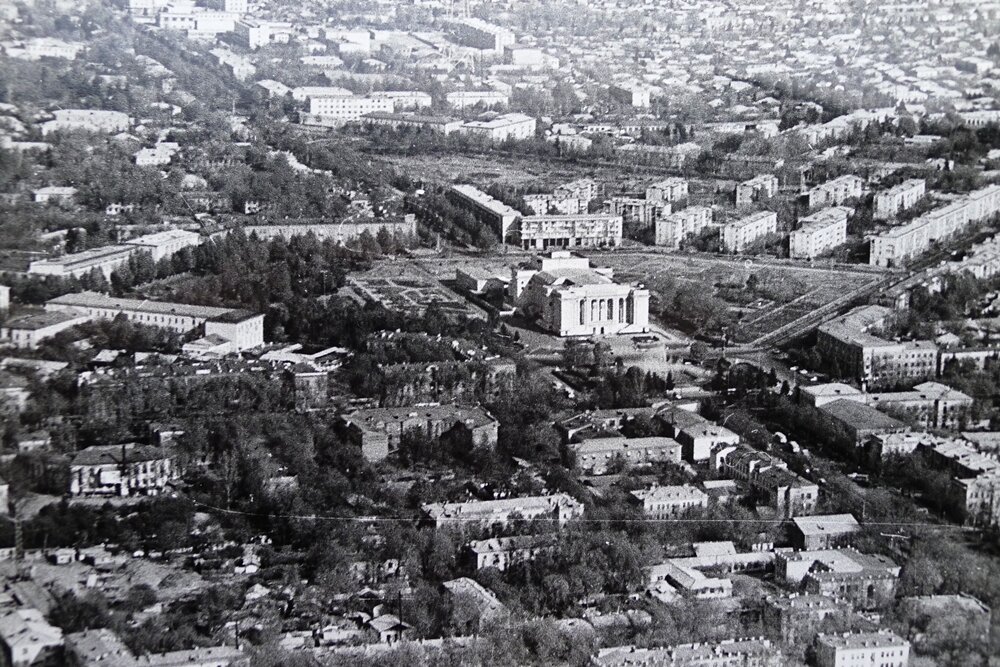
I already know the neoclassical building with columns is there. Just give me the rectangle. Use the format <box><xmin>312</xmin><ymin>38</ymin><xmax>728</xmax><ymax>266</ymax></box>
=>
<box><xmin>511</xmin><ymin>252</ymin><xmax>650</xmax><ymax>337</ymax></box>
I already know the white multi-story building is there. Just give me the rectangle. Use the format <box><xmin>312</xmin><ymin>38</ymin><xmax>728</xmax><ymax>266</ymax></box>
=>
<box><xmin>45</xmin><ymin>292</ymin><xmax>264</xmax><ymax>351</ymax></box>
<box><xmin>124</xmin><ymin>229</ymin><xmax>201</xmax><ymax>262</ymax></box>
<box><xmin>513</xmin><ymin>252</ymin><xmax>649</xmax><ymax>337</ymax></box>
<box><xmin>870</xmin><ymin>185</ymin><xmax>1000</xmax><ymax>267</ymax></box>
<box><xmin>423</xmin><ymin>494</ymin><xmax>583</xmax><ymax>528</ymax></box>
<box><xmin>609</xmin><ymin>84</ymin><xmax>651</xmax><ymax>108</ymax></box>
<box><xmin>40</xmin><ymin>109</ymin><xmax>130</xmax><ymax>135</ymax></box>
<box><xmin>467</xmin><ymin>535</ymin><xmax>556</xmax><ymax>571</ymax></box>
<box><xmin>570</xmin><ymin>436</ymin><xmax>681</xmax><ymax>474</ymax></box>
<box><xmin>736</xmin><ymin>174</ymin><xmax>779</xmax><ymax>206</ymax></box>
<box><xmin>814</xmin><ymin>631</ymin><xmax>909</xmax><ymax>667</ymax></box>
<box><xmin>308</xmin><ymin>96</ymin><xmax>393</xmax><ymax>121</ymax></box>
<box><xmin>646</xmin><ymin>178</ymin><xmax>688</xmax><ymax>204</ymax></box>
<box><xmin>655</xmin><ymin>206</ymin><xmax>713</xmax><ymax>248</ymax></box>
<box><xmin>4</xmin><ymin>37</ymin><xmax>84</xmax><ymax>60</ymax></box>
<box><xmin>292</xmin><ymin>86</ymin><xmax>353</xmax><ymax>102</ymax></box>
<box><xmin>233</xmin><ymin>19</ymin><xmax>293</xmax><ymax>49</ymax></box>
<box><xmin>446</xmin><ymin>91</ymin><xmax>509</xmax><ymax>109</ymax></box>
<box><xmin>721</xmin><ymin>211</ymin><xmax>778</xmax><ymax>253</ymax></box>
<box><xmin>449</xmin><ymin>184</ymin><xmax>521</xmax><ymax>241</ymax></box>
<box><xmin>807</xmin><ymin>175</ymin><xmax>864</xmax><ymax>209</ymax></box>
<box><xmin>449</xmin><ymin>18</ymin><xmax>515</xmax><ymax>53</ymax></box>
<box><xmin>69</xmin><ymin>444</ymin><xmax>178</xmax><ymax>497</ymax></box>
<box><xmin>28</xmin><ymin>245</ymin><xmax>137</xmax><ymax>279</ymax></box>
<box><xmin>518</xmin><ymin>214</ymin><xmax>622</xmax><ymax>250</ymax></box>
<box><xmin>874</xmin><ymin>179</ymin><xmax>926</xmax><ymax>220</ymax></box>
<box><xmin>368</xmin><ymin>91</ymin><xmax>433</xmax><ymax>110</ymax></box>
<box><xmin>0</xmin><ymin>310</ymin><xmax>93</xmax><ymax>349</ymax></box>
<box><xmin>631</xmin><ymin>485</ymin><xmax>708</xmax><ymax>518</ymax></box>
<box><xmin>606</xmin><ymin>197</ymin><xmax>669</xmax><ymax>227</ymax></box>
<box><xmin>790</xmin><ymin>206</ymin><xmax>850</xmax><ymax>259</ymax></box>
<box><xmin>459</xmin><ymin>113</ymin><xmax>536</xmax><ymax>142</ymax></box>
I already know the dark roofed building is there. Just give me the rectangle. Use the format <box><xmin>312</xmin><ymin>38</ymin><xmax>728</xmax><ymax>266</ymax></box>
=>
<box><xmin>341</xmin><ymin>404</ymin><xmax>498</xmax><ymax>461</ymax></box>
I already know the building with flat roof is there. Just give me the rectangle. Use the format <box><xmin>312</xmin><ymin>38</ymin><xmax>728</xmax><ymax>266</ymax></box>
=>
<box><xmin>656</xmin><ymin>406</ymin><xmax>740</xmax><ymax>462</ymax></box>
<box><xmin>874</xmin><ymin>179</ymin><xmax>926</xmax><ymax>220</ymax></box>
<box><xmin>28</xmin><ymin>245</ymin><xmax>137</xmax><ymax>279</ymax></box>
<box><xmin>422</xmin><ymin>493</ymin><xmax>583</xmax><ymax>529</ymax></box>
<box><xmin>655</xmin><ymin>206</ymin><xmax>713</xmax><ymax>249</ymax></box>
<box><xmin>807</xmin><ymin>175</ymin><xmax>864</xmax><ymax>209</ymax></box>
<box><xmin>815</xmin><ymin>631</ymin><xmax>909</xmax><ymax>667</ymax></box>
<box><xmin>790</xmin><ymin>207</ymin><xmax>850</xmax><ymax>259</ymax></box>
<box><xmin>466</xmin><ymin>534</ymin><xmax>557</xmax><ymax>571</ymax></box>
<box><xmin>646</xmin><ymin>178</ymin><xmax>688</xmax><ymax>204</ymax></box>
<box><xmin>449</xmin><ymin>17</ymin><xmax>514</xmax><ymax>53</ymax></box>
<box><xmin>0</xmin><ymin>309</ymin><xmax>92</xmax><ymax>349</ymax></box>
<box><xmin>763</xmin><ymin>594</ymin><xmax>852</xmax><ymax>645</ymax></box>
<box><xmin>45</xmin><ymin>292</ymin><xmax>264</xmax><ymax>351</ymax></box>
<box><xmin>124</xmin><ymin>229</ymin><xmax>201</xmax><ymax>262</ymax></box>
<box><xmin>308</xmin><ymin>95</ymin><xmax>394</xmax><ymax>121</ymax></box>
<box><xmin>513</xmin><ymin>252</ymin><xmax>649</xmax><ymax>337</ymax></box>
<box><xmin>867</xmin><ymin>382</ymin><xmax>973</xmax><ymax>430</ymax></box>
<box><xmin>362</xmin><ymin>112</ymin><xmax>462</xmax><ymax>135</ymax></box>
<box><xmin>243</xmin><ymin>218</ymin><xmax>416</xmax><ymax>244</ymax></box>
<box><xmin>631</xmin><ymin>485</ymin><xmax>708</xmax><ymax>518</ymax></box>
<box><xmin>721</xmin><ymin>211</ymin><xmax>777</xmax><ymax>253</ymax></box>
<box><xmin>69</xmin><ymin>443</ymin><xmax>178</xmax><ymax>497</ymax></box>
<box><xmin>340</xmin><ymin>404</ymin><xmax>498</xmax><ymax>462</ymax></box>
<box><xmin>446</xmin><ymin>91</ymin><xmax>509</xmax><ymax>109</ymax></box>
<box><xmin>518</xmin><ymin>213</ymin><xmax>622</xmax><ymax>251</ymax></box>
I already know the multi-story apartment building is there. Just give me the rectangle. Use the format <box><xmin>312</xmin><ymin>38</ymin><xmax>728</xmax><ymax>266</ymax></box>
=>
<box><xmin>606</xmin><ymin>197</ymin><xmax>669</xmax><ymax>227</ymax></box>
<box><xmin>713</xmin><ymin>445</ymin><xmax>819</xmax><ymax>517</ymax></box>
<box><xmin>368</xmin><ymin>91</ymin><xmax>433</xmax><ymax>110</ymax></box>
<box><xmin>655</xmin><ymin>206</ymin><xmax>713</xmax><ymax>248</ymax></box>
<box><xmin>555</xmin><ymin>178</ymin><xmax>597</xmax><ymax>201</ymax></box>
<box><xmin>814</xmin><ymin>631</ymin><xmax>910</xmax><ymax>667</ymax></box>
<box><xmin>569</xmin><ymin>436</ymin><xmax>681</xmax><ymax>474</ymax></box>
<box><xmin>763</xmin><ymin>594</ymin><xmax>852</xmax><ymax>645</ymax></box>
<box><xmin>807</xmin><ymin>175</ymin><xmax>864</xmax><ymax>209</ymax></box>
<box><xmin>340</xmin><ymin>404</ymin><xmax>498</xmax><ymax>462</ymax></box>
<box><xmin>736</xmin><ymin>174</ymin><xmax>779</xmax><ymax>206</ymax></box>
<box><xmin>40</xmin><ymin>109</ymin><xmax>130</xmax><ymax>135</ymax></box>
<box><xmin>789</xmin><ymin>206</ymin><xmax>850</xmax><ymax>259</ymax></box>
<box><xmin>445</xmin><ymin>91</ymin><xmax>509</xmax><ymax>109</ymax></box>
<box><xmin>867</xmin><ymin>382</ymin><xmax>973</xmax><ymax>430</ymax></box>
<box><xmin>777</xmin><ymin>548</ymin><xmax>900</xmax><ymax>610</ymax></box>
<box><xmin>233</xmin><ymin>19</ymin><xmax>293</xmax><ymax>49</ymax></box>
<box><xmin>458</xmin><ymin>113</ymin><xmax>536</xmax><ymax>142</ymax></box>
<box><xmin>422</xmin><ymin>494</ymin><xmax>584</xmax><ymax>529</ymax></box>
<box><xmin>449</xmin><ymin>184</ymin><xmax>521</xmax><ymax>241</ymax></box>
<box><xmin>870</xmin><ymin>185</ymin><xmax>1000</xmax><ymax>267</ymax></box>
<box><xmin>244</xmin><ymin>218</ymin><xmax>416</xmax><ymax>244</ymax></box>
<box><xmin>721</xmin><ymin>211</ymin><xmax>778</xmax><ymax>252</ymax></box>
<box><xmin>630</xmin><ymin>485</ymin><xmax>708</xmax><ymax>518</ymax></box>
<box><xmin>608</xmin><ymin>84</ymin><xmax>651</xmax><ymax>108</ymax></box>
<box><xmin>874</xmin><ymin>179</ymin><xmax>926</xmax><ymax>220</ymax></box>
<box><xmin>594</xmin><ymin>640</ymin><xmax>781</xmax><ymax>667</ymax></box>
<box><xmin>522</xmin><ymin>178</ymin><xmax>596</xmax><ymax>216</ymax></box>
<box><xmin>646</xmin><ymin>178</ymin><xmax>688</xmax><ymax>204</ymax></box>
<box><xmin>45</xmin><ymin>292</ymin><xmax>264</xmax><ymax>351</ymax></box>
<box><xmin>656</xmin><ymin>406</ymin><xmax>740</xmax><ymax>462</ymax></box>
<box><xmin>466</xmin><ymin>534</ymin><xmax>557</xmax><ymax>571</ymax></box>
<box><xmin>514</xmin><ymin>252</ymin><xmax>649</xmax><ymax>337</ymax></box>
<box><xmin>817</xmin><ymin>305</ymin><xmax>938</xmax><ymax>387</ymax></box>
<box><xmin>28</xmin><ymin>245</ymin><xmax>138</xmax><ymax>279</ymax></box>
<box><xmin>362</xmin><ymin>113</ymin><xmax>462</xmax><ymax>135</ymax></box>
<box><xmin>449</xmin><ymin>18</ymin><xmax>515</xmax><ymax>53</ymax></box>
<box><xmin>69</xmin><ymin>444</ymin><xmax>178</xmax><ymax>497</ymax></box>
<box><xmin>518</xmin><ymin>213</ymin><xmax>622</xmax><ymax>250</ymax></box>
<box><xmin>309</xmin><ymin>95</ymin><xmax>394</xmax><ymax>121</ymax></box>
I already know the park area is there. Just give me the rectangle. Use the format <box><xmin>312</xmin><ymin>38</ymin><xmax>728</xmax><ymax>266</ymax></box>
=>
<box><xmin>345</xmin><ymin>262</ymin><xmax>483</xmax><ymax>319</ymax></box>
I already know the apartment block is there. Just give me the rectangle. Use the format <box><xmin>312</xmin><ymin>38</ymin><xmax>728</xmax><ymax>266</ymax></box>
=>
<box><xmin>814</xmin><ymin>631</ymin><xmax>909</xmax><ymax>667</ymax></box>
<box><xmin>763</xmin><ymin>594</ymin><xmax>852</xmax><ymax>645</ymax></box>
<box><xmin>630</xmin><ymin>485</ymin><xmax>708</xmax><ymax>518</ymax></box>
<box><xmin>656</xmin><ymin>406</ymin><xmax>740</xmax><ymax>462</ymax></box>
<box><xmin>789</xmin><ymin>206</ymin><xmax>850</xmax><ymax>259</ymax></box>
<box><xmin>874</xmin><ymin>179</ymin><xmax>926</xmax><ymax>220</ymax></box>
<box><xmin>606</xmin><ymin>196</ymin><xmax>669</xmax><ymax>227</ymax></box>
<box><xmin>736</xmin><ymin>174</ymin><xmax>779</xmax><ymax>206</ymax></box>
<box><xmin>124</xmin><ymin>229</ymin><xmax>201</xmax><ymax>262</ymax></box>
<box><xmin>422</xmin><ymin>494</ymin><xmax>584</xmax><ymax>528</ymax></box>
<box><xmin>655</xmin><ymin>206</ymin><xmax>713</xmax><ymax>248</ymax></box>
<box><xmin>0</xmin><ymin>310</ymin><xmax>93</xmax><ymax>349</ymax></box>
<box><xmin>870</xmin><ymin>185</ymin><xmax>1000</xmax><ymax>267</ymax></box>
<box><xmin>362</xmin><ymin>112</ymin><xmax>462</xmax><ymax>135</ymax></box>
<box><xmin>69</xmin><ymin>444</ymin><xmax>178</xmax><ymax>497</ymax></box>
<box><xmin>449</xmin><ymin>18</ymin><xmax>515</xmax><ymax>53</ymax></box>
<box><xmin>594</xmin><ymin>640</ymin><xmax>780</xmax><ymax>667</ymax></box>
<box><xmin>807</xmin><ymin>175</ymin><xmax>864</xmax><ymax>209</ymax></box>
<box><xmin>713</xmin><ymin>444</ymin><xmax>819</xmax><ymax>517</ymax></box>
<box><xmin>646</xmin><ymin>177</ymin><xmax>688</xmax><ymax>204</ymax></box>
<box><xmin>777</xmin><ymin>548</ymin><xmax>900</xmax><ymax>610</ymax></box>
<box><xmin>721</xmin><ymin>211</ymin><xmax>778</xmax><ymax>253</ymax></box>
<box><xmin>448</xmin><ymin>184</ymin><xmax>521</xmax><ymax>241</ymax></box>
<box><xmin>458</xmin><ymin>113</ymin><xmax>535</xmax><ymax>142</ymax></box>
<box><xmin>445</xmin><ymin>91</ymin><xmax>509</xmax><ymax>109</ymax></box>
<box><xmin>309</xmin><ymin>96</ymin><xmax>394</xmax><ymax>121</ymax></box>
<box><xmin>28</xmin><ymin>245</ymin><xmax>137</xmax><ymax>279</ymax></box>
<box><xmin>340</xmin><ymin>404</ymin><xmax>498</xmax><ymax>462</ymax></box>
<box><xmin>466</xmin><ymin>534</ymin><xmax>557</xmax><ymax>571</ymax></box>
<box><xmin>569</xmin><ymin>436</ymin><xmax>681</xmax><ymax>474</ymax></box>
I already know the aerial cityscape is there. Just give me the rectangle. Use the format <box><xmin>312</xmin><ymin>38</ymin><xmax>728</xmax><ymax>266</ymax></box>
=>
<box><xmin>0</xmin><ymin>0</ymin><xmax>999</xmax><ymax>665</ymax></box>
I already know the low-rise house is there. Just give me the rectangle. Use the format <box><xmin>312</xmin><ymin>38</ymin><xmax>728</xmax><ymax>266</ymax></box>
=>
<box><xmin>814</xmin><ymin>630</ymin><xmax>909</xmax><ymax>667</ymax></box>
<box><xmin>69</xmin><ymin>444</ymin><xmax>178</xmax><ymax>497</ymax></box>
<box><xmin>366</xmin><ymin>614</ymin><xmax>412</xmax><ymax>645</ymax></box>
<box><xmin>569</xmin><ymin>436</ymin><xmax>681</xmax><ymax>474</ymax></box>
<box><xmin>630</xmin><ymin>485</ymin><xmax>708</xmax><ymax>518</ymax></box>
<box><xmin>0</xmin><ymin>310</ymin><xmax>92</xmax><ymax>349</ymax></box>
<box><xmin>0</xmin><ymin>607</ymin><xmax>63</xmax><ymax>667</ymax></box>
<box><xmin>65</xmin><ymin>628</ymin><xmax>245</xmax><ymax>665</ymax></box>
<box><xmin>422</xmin><ymin>493</ymin><xmax>583</xmax><ymax>529</ymax></box>
<box><xmin>594</xmin><ymin>639</ymin><xmax>781</xmax><ymax>667</ymax></box>
<box><xmin>340</xmin><ymin>404</ymin><xmax>499</xmax><ymax>462</ymax></box>
<box><xmin>646</xmin><ymin>559</ymin><xmax>733</xmax><ymax>600</ymax></box>
<box><xmin>557</xmin><ymin>407</ymin><xmax>658</xmax><ymax>442</ymax></box>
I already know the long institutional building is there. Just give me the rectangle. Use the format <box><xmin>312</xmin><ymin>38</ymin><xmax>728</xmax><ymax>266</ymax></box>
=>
<box><xmin>242</xmin><ymin>217</ymin><xmax>416</xmax><ymax>243</ymax></box>
<box><xmin>869</xmin><ymin>185</ymin><xmax>1000</xmax><ymax>267</ymax></box>
<box><xmin>28</xmin><ymin>230</ymin><xmax>202</xmax><ymax>278</ymax></box>
<box><xmin>789</xmin><ymin>206</ymin><xmax>850</xmax><ymax>259</ymax></box>
<box><xmin>44</xmin><ymin>292</ymin><xmax>264</xmax><ymax>351</ymax></box>
<box><xmin>721</xmin><ymin>211</ymin><xmax>777</xmax><ymax>252</ymax></box>
<box><xmin>512</xmin><ymin>252</ymin><xmax>649</xmax><ymax>337</ymax></box>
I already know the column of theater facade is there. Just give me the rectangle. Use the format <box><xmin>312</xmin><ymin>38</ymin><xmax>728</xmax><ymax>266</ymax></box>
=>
<box><xmin>577</xmin><ymin>295</ymin><xmax>634</xmax><ymax>325</ymax></box>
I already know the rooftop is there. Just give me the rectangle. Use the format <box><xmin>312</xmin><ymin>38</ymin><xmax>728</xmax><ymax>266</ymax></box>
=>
<box><xmin>819</xmin><ymin>399</ymin><xmax>908</xmax><ymax>433</ymax></box>
<box><xmin>47</xmin><ymin>292</ymin><xmax>255</xmax><ymax>322</ymax></box>
<box><xmin>792</xmin><ymin>513</ymin><xmax>860</xmax><ymax>536</ymax></box>
<box><xmin>816</xmin><ymin>630</ymin><xmax>909</xmax><ymax>650</ymax></box>
<box><xmin>71</xmin><ymin>443</ymin><xmax>173</xmax><ymax>467</ymax></box>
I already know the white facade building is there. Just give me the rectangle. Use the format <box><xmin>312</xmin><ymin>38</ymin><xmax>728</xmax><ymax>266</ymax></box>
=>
<box><xmin>721</xmin><ymin>211</ymin><xmax>778</xmax><ymax>252</ymax></box>
<box><xmin>814</xmin><ymin>631</ymin><xmax>909</xmax><ymax>667</ymax></box>
<box><xmin>790</xmin><ymin>206</ymin><xmax>850</xmax><ymax>259</ymax></box>
<box><xmin>874</xmin><ymin>179</ymin><xmax>926</xmax><ymax>220</ymax></box>
<box><xmin>446</xmin><ymin>91</ymin><xmax>509</xmax><ymax>109</ymax></box>
<box><xmin>646</xmin><ymin>178</ymin><xmax>688</xmax><ymax>204</ymax></box>
<box><xmin>519</xmin><ymin>214</ymin><xmax>622</xmax><ymax>250</ymax></box>
<box><xmin>807</xmin><ymin>175</ymin><xmax>864</xmax><ymax>209</ymax></box>
<box><xmin>655</xmin><ymin>206</ymin><xmax>713</xmax><ymax>248</ymax></box>
<box><xmin>631</xmin><ymin>485</ymin><xmax>709</xmax><ymax>518</ymax></box>
<box><xmin>736</xmin><ymin>174</ymin><xmax>779</xmax><ymax>206</ymax></box>
<box><xmin>459</xmin><ymin>113</ymin><xmax>535</xmax><ymax>142</ymax></box>
<box><xmin>309</xmin><ymin>96</ymin><xmax>394</xmax><ymax>121</ymax></box>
